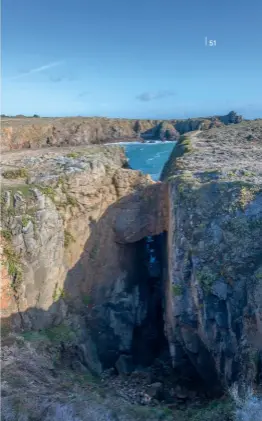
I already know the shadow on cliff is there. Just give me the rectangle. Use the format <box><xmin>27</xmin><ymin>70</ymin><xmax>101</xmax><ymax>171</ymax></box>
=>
<box><xmin>2</xmin><ymin>185</ymin><xmax>168</xmax><ymax>359</ymax></box>
<box><xmin>1</xmin><ymin>186</ymin><xmax>218</xmax><ymax>397</ymax></box>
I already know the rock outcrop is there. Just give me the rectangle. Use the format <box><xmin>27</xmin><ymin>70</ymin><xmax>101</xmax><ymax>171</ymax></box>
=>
<box><xmin>173</xmin><ymin>111</ymin><xmax>242</xmax><ymax>134</ymax></box>
<box><xmin>219</xmin><ymin>110</ymin><xmax>243</xmax><ymax>125</ymax></box>
<box><xmin>161</xmin><ymin>120</ymin><xmax>262</xmax><ymax>391</ymax></box>
<box><xmin>0</xmin><ymin>118</ymin><xmax>156</xmax><ymax>151</ymax></box>
<box><xmin>153</xmin><ymin>122</ymin><xmax>180</xmax><ymax>141</ymax></box>
<box><xmin>1</xmin><ymin>111</ymin><xmax>242</xmax><ymax>151</ymax></box>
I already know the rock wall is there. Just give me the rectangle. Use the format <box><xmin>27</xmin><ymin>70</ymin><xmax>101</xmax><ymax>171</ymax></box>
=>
<box><xmin>1</xmin><ymin>146</ymin><xmax>125</xmax><ymax>325</ymax></box>
<box><xmin>161</xmin><ymin>127</ymin><xmax>262</xmax><ymax>391</ymax></box>
<box><xmin>0</xmin><ymin>144</ymin><xmax>169</xmax><ymax>372</ymax></box>
<box><xmin>1</xmin><ymin>118</ymin><xmax>154</xmax><ymax>151</ymax></box>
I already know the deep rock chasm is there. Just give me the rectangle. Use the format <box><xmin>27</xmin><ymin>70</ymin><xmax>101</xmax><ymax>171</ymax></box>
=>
<box><xmin>1</xmin><ymin>119</ymin><xmax>262</xmax><ymax>421</ymax></box>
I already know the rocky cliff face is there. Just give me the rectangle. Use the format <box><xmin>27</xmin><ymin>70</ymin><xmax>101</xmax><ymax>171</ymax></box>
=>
<box><xmin>1</xmin><ymin>146</ymin><xmax>126</xmax><ymax>323</ymax></box>
<box><xmin>161</xmin><ymin>120</ymin><xmax>262</xmax><ymax>391</ymax></box>
<box><xmin>1</xmin><ymin>144</ymin><xmax>170</xmax><ymax>376</ymax></box>
<box><xmin>1</xmin><ymin>111</ymin><xmax>242</xmax><ymax>151</ymax></box>
<box><xmin>1</xmin><ymin>120</ymin><xmax>262</xmax><ymax>410</ymax></box>
<box><xmin>1</xmin><ymin>118</ymin><xmax>156</xmax><ymax>151</ymax></box>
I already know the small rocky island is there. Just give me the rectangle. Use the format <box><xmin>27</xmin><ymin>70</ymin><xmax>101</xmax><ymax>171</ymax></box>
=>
<box><xmin>1</xmin><ymin>115</ymin><xmax>262</xmax><ymax>421</ymax></box>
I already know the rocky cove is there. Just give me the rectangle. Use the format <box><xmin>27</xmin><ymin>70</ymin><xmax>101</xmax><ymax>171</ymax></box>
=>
<box><xmin>1</xmin><ymin>119</ymin><xmax>262</xmax><ymax>421</ymax></box>
<box><xmin>1</xmin><ymin>111</ymin><xmax>243</xmax><ymax>151</ymax></box>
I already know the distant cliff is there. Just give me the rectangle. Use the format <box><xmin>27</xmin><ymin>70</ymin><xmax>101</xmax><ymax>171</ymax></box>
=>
<box><xmin>1</xmin><ymin>111</ymin><xmax>242</xmax><ymax>151</ymax></box>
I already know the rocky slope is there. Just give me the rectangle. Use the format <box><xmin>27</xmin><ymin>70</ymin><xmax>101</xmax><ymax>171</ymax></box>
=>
<box><xmin>2</xmin><ymin>333</ymin><xmax>239</xmax><ymax>421</ymax></box>
<box><xmin>1</xmin><ymin>111</ymin><xmax>242</xmax><ymax>151</ymax></box>
<box><xmin>161</xmin><ymin>120</ymin><xmax>262</xmax><ymax>392</ymax></box>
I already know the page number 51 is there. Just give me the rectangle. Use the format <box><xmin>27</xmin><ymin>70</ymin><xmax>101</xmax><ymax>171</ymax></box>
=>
<box><xmin>205</xmin><ymin>37</ymin><xmax>216</xmax><ymax>47</ymax></box>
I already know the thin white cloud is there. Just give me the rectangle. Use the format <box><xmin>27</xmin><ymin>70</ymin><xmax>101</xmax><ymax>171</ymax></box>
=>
<box><xmin>6</xmin><ymin>61</ymin><xmax>64</xmax><ymax>81</ymax></box>
<box><xmin>78</xmin><ymin>91</ymin><xmax>90</xmax><ymax>98</ymax></box>
<box><xmin>136</xmin><ymin>90</ymin><xmax>175</xmax><ymax>102</ymax></box>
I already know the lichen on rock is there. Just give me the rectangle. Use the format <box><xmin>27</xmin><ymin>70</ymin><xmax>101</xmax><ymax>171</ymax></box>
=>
<box><xmin>162</xmin><ymin>122</ymin><xmax>262</xmax><ymax>390</ymax></box>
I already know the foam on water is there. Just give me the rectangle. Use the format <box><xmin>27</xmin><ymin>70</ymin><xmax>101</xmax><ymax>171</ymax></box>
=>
<box><xmin>106</xmin><ymin>140</ymin><xmax>176</xmax><ymax>180</ymax></box>
<box><xmin>105</xmin><ymin>140</ymin><xmax>174</xmax><ymax>146</ymax></box>
<box><xmin>123</xmin><ymin>141</ymin><xmax>176</xmax><ymax>181</ymax></box>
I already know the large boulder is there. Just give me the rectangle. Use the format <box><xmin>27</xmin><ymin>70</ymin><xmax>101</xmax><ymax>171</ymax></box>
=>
<box><xmin>219</xmin><ymin>111</ymin><xmax>243</xmax><ymax>124</ymax></box>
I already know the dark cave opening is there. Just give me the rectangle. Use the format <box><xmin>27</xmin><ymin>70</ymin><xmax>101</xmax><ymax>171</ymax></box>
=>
<box><xmin>131</xmin><ymin>233</ymin><xmax>169</xmax><ymax>367</ymax></box>
<box><xmin>130</xmin><ymin>233</ymin><xmax>220</xmax><ymax>398</ymax></box>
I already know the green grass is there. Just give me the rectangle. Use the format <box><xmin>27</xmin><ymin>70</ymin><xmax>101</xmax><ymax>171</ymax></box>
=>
<box><xmin>1</xmin><ymin>229</ymin><xmax>12</xmax><ymax>241</ymax></box>
<box><xmin>75</xmin><ymin>372</ymin><xmax>100</xmax><ymax>386</ymax></box>
<box><xmin>66</xmin><ymin>194</ymin><xmax>78</xmax><ymax>207</ymax></box>
<box><xmin>38</xmin><ymin>185</ymin><xmax>56</xmax><ymax>202</ymax></box>
<box><xmin>64</xmin><ymin>230</ymin><xmax>76</xmax><ymax>248</ymax></box>
<box><xmin>161</xmin><ymin>135</ymin><xmax>194</xmax><ymax>179</ymax></box>
<box><xmin>238</xmin><ymin>186</ymin><xmax>256</xmax><ymax>210</ymax></box>
<box><xmin>255</xmin><ymin>269</ymin><xmax>262</xmax><ymax>281</ymax></box>
<box><xmin>66</xmin><ymin>152</ymin><xmax>81</xmax><ymax>158</ymax></box>
<box><xmin>172</xmin><ymin>284</ymin><xmax>183</xmax><ymax>296</ymax></box>
<box><xmin>21</xmin><ymin>215</ymin><xmax>31</xmax><ymax>228</ymax></box>
<box><xmin>125</xmin><ymin>405</ymin><xmax>173</xmax><ymax>420</ymax></box>
<box><xmin>242</xmin><ymin>170</ymin><xmax>255</xmax><ymax>177</ymax></box>
<box><xmin>197</xmin><ymin>268</ymin><xmax>217</xmax><ymax>293</ymax></box>
<box><xmin>52</xmin><ymin>283</ymin><xmax>67</xmax><ymax>302</ymax></box>
<box><xmin>1</xmin><ymin>323</ymin><xmax>11</xmax><ymax>338</ymax></box>
<box><xmin>125</xmin><ymin>398</ymin><xmax>234</xmax><ymax>421</ymax></box>
<box><xmin>44</xmin><ymin>324</ymin><xmax>76</xmax><ymax>344</ymax></box>
<box><xmin>2</xmin><ymin>243</ymin><xmax>23</xmax><ymax>293</ymax></box>
<box><xmin>82</xmin><ymin>294</ymin><xmax>92</xmax><ymax>305</ymax></box>
<box><xmin>21</xmin><ymin>330</ymin><xmax>47</xmax><ymax>342</ymax></box>
<box><xmin>22</xmin><ymin>323</ymin><xmax>76</xmax><ymax>345</ymax></box>
<box><xmin>2</xmin><ymin>168</ymin><xmax>28</xmax><ymax>179</ymax></box>
<box><xmin>179</xmin><ymin>398</ymin><xmax>234</xmax><ymax>421</ymax></box>
<box><xmin>1</xmin><ymin>186</ymin><xmax>34</xmax><ymax>213</ymax></box>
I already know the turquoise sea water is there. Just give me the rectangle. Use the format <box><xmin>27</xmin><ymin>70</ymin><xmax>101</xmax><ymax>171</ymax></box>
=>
<box><xmin>124</xmin><ymin>141</ymin><xmax>176</xmax><ymax>180</ymax></box>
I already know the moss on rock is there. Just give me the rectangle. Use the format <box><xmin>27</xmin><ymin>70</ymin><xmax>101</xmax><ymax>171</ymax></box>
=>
<box><xmin>2</xmin><ymin>241</ymin><xmax>23</xmax><ymax>293</ymax></box>
<box><xmin>161</xmin><ymin>136</ymin><xmax>194</xmax><ymax>180</ymax></box>
<box><xmin>2</xmin><ymin>168</ymin><xmax>28</xmax><ymax>179</ymax></box>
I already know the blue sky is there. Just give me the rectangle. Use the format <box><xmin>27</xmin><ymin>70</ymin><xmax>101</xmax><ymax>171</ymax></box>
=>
<box><xmin>2</xmin><ymin>0</ymin><xmax>262</xmax><ymax>118</ymax></box>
